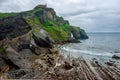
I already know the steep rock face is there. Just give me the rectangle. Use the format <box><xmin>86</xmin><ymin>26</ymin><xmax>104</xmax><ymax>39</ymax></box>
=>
<box><xmin>32</xmin><ymin>28</ymin><xmax>54</xmax><ymax>48</ymax></box>
<box><xmin>71</xmin><ymin>27</ymin><xmax>81</xmax><ymax>39</ymax></box>
<box><xmin>79</xmin><ymin>29</ymin><xmax>89</xmax><ymax>39</ymax></box>
<box><xmin>31</xmin><ymin>5</ymin><xmax>88</xmax><ymax>40</ymax></box>
<box><xmin>71</xmin><ymin>26</ymin><xmax>88</xmax><ymax>39</ymax></box>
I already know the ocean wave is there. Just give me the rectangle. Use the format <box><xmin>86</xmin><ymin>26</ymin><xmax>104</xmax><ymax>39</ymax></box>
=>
<box><xmin>62</xmin><ymin>47</ymin><xmax>113</xmax><ymax>57</ymax></box>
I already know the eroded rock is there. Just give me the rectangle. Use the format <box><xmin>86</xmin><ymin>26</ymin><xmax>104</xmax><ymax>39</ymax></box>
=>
<box><xmin>32</xmin><ymin>29</ymin><xmax>54</xmax><ymax>48</ymax></box>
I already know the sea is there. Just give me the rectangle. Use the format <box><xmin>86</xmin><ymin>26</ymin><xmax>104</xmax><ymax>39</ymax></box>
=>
<box><xmin>60</xmin><ymin>32</ymin><xmax>120</xmax><ymax>65</ymax></box>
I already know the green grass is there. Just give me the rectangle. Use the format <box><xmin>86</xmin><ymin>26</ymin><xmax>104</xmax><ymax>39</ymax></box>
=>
<box><xmin>25</xmin><ymin>16</ymin><xmax>72</xmax><ymax>41</ymax></box>
<box><xmin>0</xmin><ymin>7</ymin><xmax>73</xmax><ymax>41</ymax></box>
<box><xmin>0</xmin><ymin>13</ymin><xmax>17</xmax><ymax>19</ymax></box>
<box><xmin>0</xmin><ymin>4</ymin><xmax>86</xmax><ymax>43</ymax></box>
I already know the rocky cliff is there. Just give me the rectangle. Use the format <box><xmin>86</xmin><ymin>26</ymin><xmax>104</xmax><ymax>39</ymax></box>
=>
<box><xmin>0</xmin><ymin>5</ymin><xmax>88</xmax><ymax>42</ymax></box>
<box><xmin>0</xmin><ymin>5</ymin><xmax>88</xmax><ymax>79</ymax></box>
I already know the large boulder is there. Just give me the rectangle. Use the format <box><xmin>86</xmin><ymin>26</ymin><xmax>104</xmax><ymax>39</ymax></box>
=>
<box><xmin>5</xmin><ymin>47</ymin><xmax>32</xmax><ymax>69</ymax></box>
<box><xmin>32</xmin><ymin>28</ymin><xmax>54</xmax><ymax>48</ymax></box>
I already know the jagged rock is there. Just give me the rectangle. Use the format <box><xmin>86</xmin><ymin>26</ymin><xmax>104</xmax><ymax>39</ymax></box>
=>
<box><xmin>32</xmin><ymin>29</ymin><xmax>54</xmax><ymax>48</ymax></box>
<box><xmin>112</xmin><ymin>55</ymin><xmax>120</xmax><ymax>59</ymax></box>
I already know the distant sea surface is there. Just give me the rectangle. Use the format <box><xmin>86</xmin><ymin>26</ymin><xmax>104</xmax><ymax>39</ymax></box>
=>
<box><xmin>61</xmin><ymin>32</ymin><xmax>120</xmax><ymax>58</ymax></box>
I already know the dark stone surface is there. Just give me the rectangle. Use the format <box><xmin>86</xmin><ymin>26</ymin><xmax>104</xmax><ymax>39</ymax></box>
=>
<box><xmin>0</xmin><ymin>16</ymin><xmax>31</xmax><ymax>40</ymax></box>
<box><xmin>112</xmin><ymin>55</ymin><xmax>120</xmax><ymax>59</ymax></box>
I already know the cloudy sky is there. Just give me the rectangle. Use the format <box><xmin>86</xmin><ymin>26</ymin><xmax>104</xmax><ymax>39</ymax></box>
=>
<box><xmin>0</xmin><ymin>0</ymin><xmax>120</xmax><ymax>32</ymax></box>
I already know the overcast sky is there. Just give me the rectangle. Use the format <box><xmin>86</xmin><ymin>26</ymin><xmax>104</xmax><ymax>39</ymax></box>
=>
<box><xmin>0</xmin><ymin>0</ymin><xmax>120</xmax><ymax>32</ymax></box>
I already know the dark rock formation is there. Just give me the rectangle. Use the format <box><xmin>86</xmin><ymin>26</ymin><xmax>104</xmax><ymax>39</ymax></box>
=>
<box><xmin>64</xmin><ymin>61</ymin><xmax>73</xmax><ymax>70</ymax></box>
<box><xmin>71</xmin><ymin>27</ymin><xmax>88</xmax><ymax>39</ymax></box>
<box><xmin>112</xmin><ymin>55</ymin><xmax>120</xmax><ymax>59</ymax></box>
<box><xmin>32</xmin><ymin>29</ymin><xmax>54</xmax><ymax>48</ymax></box>
<box><xmin>79</xmin><ymin>29</ymin><xmax>89</xmax><ymax>39</ymax></box>
<box><xmin>0</xmin><ymin>16</ymin><xmax>31</xmax><ymax>40</ymax></box>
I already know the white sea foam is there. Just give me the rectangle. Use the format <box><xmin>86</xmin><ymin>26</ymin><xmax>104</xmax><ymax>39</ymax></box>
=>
<box><xmin>62</xmin><ymin>47</ymin><xmax>113</xmax><ymax>57</ymax></box>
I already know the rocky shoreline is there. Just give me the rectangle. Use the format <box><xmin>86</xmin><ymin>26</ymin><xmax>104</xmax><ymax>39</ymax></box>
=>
<box><xmin>1</xmin><ymin>41</ymin><xmax>120</xmax><ymax>80</ymax></box>
<box><xmin>0</xmin><ymin>4</ymin><xmax>119</xmax><ymax>80</ymax></box>
<box><xmin>0</xmin><ymin>31</ymin><xmax>120</xmax><ymax>80</ymax></box>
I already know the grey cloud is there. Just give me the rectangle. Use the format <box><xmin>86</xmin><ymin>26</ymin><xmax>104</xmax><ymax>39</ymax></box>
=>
<box><xmin>0</xmin><ymin>0</ymin><xmax>7</xmax><ymax>3</ymax></box>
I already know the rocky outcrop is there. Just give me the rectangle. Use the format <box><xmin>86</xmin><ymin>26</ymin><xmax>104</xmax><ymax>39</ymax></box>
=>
<box><xmin>0</xmin><ymin>4</ymin><xmax>88</xmax><ymax>42</ymax></box>
<box><xmin>79</xmin><ymin>29</ymin><xmax>89</xmax><ymax>39</ymax></box>
<box><xmin>112</xmin><ymin>55</ymin><xmax>120</xmax><ymax>59</ymax></box>
<box><xmin>71</xmin><ymin>27</ymin><xmax>88</xmax><ymax>39</ymax></box>
<box><xmin>0</xmin><ymin>4</ymin><xmax>89</xmax><ymax>79</ymax></box>
<box><xmin>32</xmin><ymin>29</ymin><xmax>54</xmax><ymax>48</ymax></box>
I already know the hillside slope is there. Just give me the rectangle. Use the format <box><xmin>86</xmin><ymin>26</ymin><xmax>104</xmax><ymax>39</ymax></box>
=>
<box><xmin>0</xmin><ymin>5</ymin><xmax>88</xmax><ymax>42</ymax></box>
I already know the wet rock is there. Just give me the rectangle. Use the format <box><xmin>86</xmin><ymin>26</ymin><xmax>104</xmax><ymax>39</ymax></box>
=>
<box><xmin>92</xmin><ymin>58</ymin><xmax>97</xmax><ymax>61</ymax></box>
<box><xmin>64</xmin><ymin>61</ymin><xmax>73</xmax><ymax>70</ymax></box>
<box><xmin>105</xmin><ymin>61</ymin><xmax>114</xmax><ymax>66</ymax></box>
<box><xmin>112</xmin><ymin>55</ymin><xmax>120</xmax><ymax>59</ymax></box>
